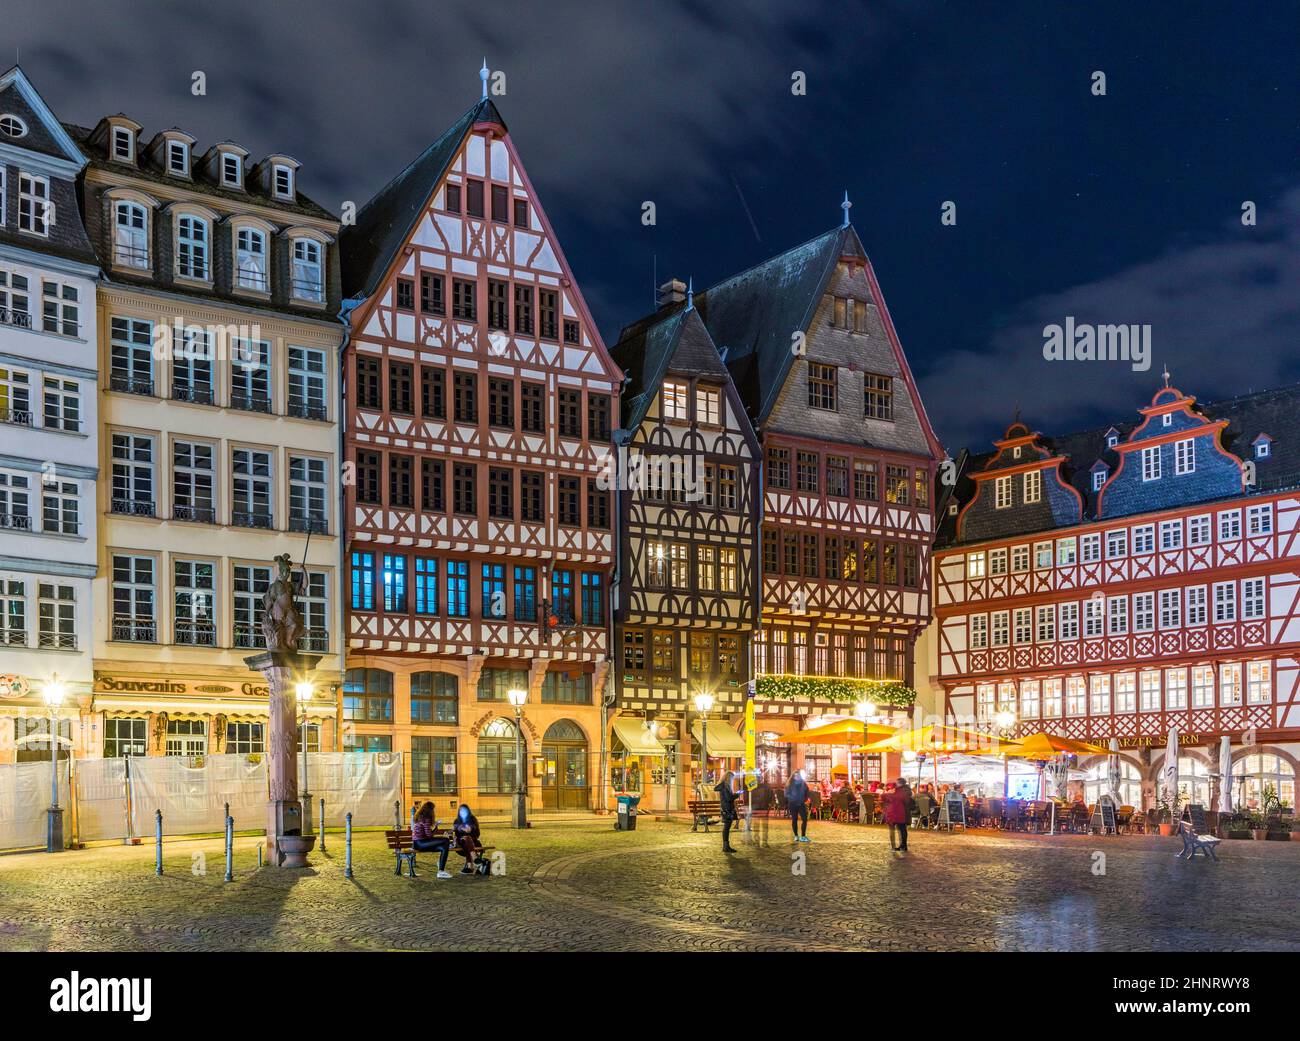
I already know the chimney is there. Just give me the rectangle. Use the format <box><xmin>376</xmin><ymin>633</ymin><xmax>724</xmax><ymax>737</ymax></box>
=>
<box><xmin>657</xmin><ymin>279</ymin><xmax>687</xmax><ymax>309</ymax></box>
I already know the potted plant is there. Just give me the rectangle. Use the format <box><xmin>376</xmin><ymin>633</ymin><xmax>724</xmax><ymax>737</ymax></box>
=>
<box><xmin>1155</xmin><ymin>794</ymin><xmax>1175</xmax><ymax>836</ymax></box>
<box><xmin>1222</xmin><ymin>810</ymin><xmax>1254</xmax><ymax>839</ymax></box>
<box><xmin>1250</xmin><ymin>811</ymin><xmax>1269</xmax><ymax>842</ymax></box>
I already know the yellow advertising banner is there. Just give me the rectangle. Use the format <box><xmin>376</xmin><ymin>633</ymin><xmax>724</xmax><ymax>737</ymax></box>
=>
<box><xmin>744</xmin><ymin>682</ymin><xmax>757</xmax><ymax>790</ymax></box>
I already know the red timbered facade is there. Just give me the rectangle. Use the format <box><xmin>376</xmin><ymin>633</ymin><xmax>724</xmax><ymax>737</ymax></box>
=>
<box><xmin>340</xmin><ymin>96</ymin><xmax>620</xmax><ymax>812</ymax></box>
<box><xmin>931</xmin><ymin>382</ymin><xmax>1300</xmax><ymax>809</ymax></box>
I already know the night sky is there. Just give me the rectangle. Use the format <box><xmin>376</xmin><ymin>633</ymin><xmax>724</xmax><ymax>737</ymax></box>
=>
<box><xmin>11</xmin><ymin>0</ymin><xmax>1300</xmax><ymax>451</ymax></box>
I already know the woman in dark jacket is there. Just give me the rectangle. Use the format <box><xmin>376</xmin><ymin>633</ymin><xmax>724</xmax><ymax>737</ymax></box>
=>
<box><xmin>714</xmin><ymin>771</ymin><xmax>743</xmax><ymax>853</ymax></box>
<box><xmin>452</xmin><ymin>803</ymin><xmax>483</xmax><ymax>874</ymax></box>
<box><xmin>881</xmin><ymin>780</ymin><xmax>912</xmax><ymax>852</ymax></box>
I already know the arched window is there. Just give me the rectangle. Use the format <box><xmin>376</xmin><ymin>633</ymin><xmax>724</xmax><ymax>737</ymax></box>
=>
<box><xmin>292</xmin><ymin>237</ymin><xmax>323</xmax><ymax>302</ymax></box>
<box><xmin>176</xmin><ymin>214</ymin><xmax>209</xmax><ymax>280</ymax></box>
<box><xmin>235</xmin><ymin>227</ymin><xmax>267</xmax><ymax>290</ymax></box>
<box><xmin>1175</xmin><ymin>755</ymin><xmax>1212</xmax><ymax>806</ymax></box>
<box><xmin>477</xmin><ymin>717</ymin><xmax>521</xmax><ymax>795</ymax></box>
<box><xmin>114</xmin><ymin>201</ymin><xmax>148</xmax><ymax>269</ymax></box>
<box><xmin>343</xmin><ymin>668</ymin><xmax>393</xmax><ymax>722</ymax></box>
<box><xmin>544</xmin><ymin>719</ymin><xmax>585</xmax><ymax>743</ymax></box>
<box><xmin>1083</xmin><ymin>759</ymin><xmax>1142</xmax><ymax>808</ymax></box>
<box><xmin>1231</xmin><ymin>753</ymin><xmax>1295</xmax><ymax>811</ymax></box>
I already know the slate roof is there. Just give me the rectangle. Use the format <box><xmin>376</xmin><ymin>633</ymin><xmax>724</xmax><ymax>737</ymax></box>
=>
<box><xmin>341</xmin><ymin>98</ymin><xmax>505</xmax><ymax>301</ymax></box>
<box><xmin>936</xmin><ymin>382</ymin><xmax>1300</xmax><ymax>548</ymax></box>
<box><xmin>609</xmin><ymin>305</ymin><xmax>731</xmax><ymax>433</ymax></box>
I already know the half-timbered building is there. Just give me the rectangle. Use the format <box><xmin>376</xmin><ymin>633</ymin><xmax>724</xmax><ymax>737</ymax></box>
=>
<box><xmin>930</xmin><ymin>380</ymin><xmax>1300</xmax><ymax>810</ymax></box>
<box><xmin>620</xmin><ymin>220</ymin><xmax>944</xmax><ymax>786</ymax></box>
<box><xmin>340</xmin><ymin>93</ymin><xmax>621</xmax><ymax>813</ymax></box>
<box><xmin>608</xmin><ymin>288</ymin><xmax>761</xmax><ymax>804</ymax></box>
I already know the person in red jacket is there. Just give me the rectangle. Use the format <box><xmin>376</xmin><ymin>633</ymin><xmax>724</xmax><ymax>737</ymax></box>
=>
<box><xmin>881</xmin><ymin>778</ymin><xmax>913</xmax><ymax>852</ymax></box>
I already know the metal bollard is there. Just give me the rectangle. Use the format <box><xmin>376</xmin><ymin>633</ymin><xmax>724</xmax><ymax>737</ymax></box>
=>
<box><xmin>154</xmin><ymin>810</ymin><xmax>163</xmax><ymax>875</ymax></box>
<box><xmin>345</xmin><ymin>812</ymin><xmax>353</xmax><ymax>879</ymax></box>
<box><xmin>257</xmin><ymin>843</ymin><xmax>263</xmax><ymax>868</ymax></box>
<box><xmin>394</xmin><ymin>799</ymin><xmax>401</xmax><ymax>830</ymax></box>
<box><xmin>319</xmin><ymin>797</ymin><xmax>326</xmax><ymax>852</ymax></box>
<box><xmin>224</xmin><ymin>815</ymin><xmax>233</xmax><ymax>882</ymax></box>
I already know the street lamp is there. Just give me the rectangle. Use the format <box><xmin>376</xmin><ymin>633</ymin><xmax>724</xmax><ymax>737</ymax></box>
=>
<box><xmin>43</xmin><ymin>677</ymin><xmax>66</xmax><ymax>853</ymax></box>
<box><xmin>693</xmin><ymin>691</ymin><xmax>714</xmax><ymax>793</ymax></box>
<box><xmin>507</xmin><ymin>688</ymin><xmax>528</xmax><ymax>829</ymax></box>
<box><xmin>296</xmin><ymin>681</ymin><xmax>313</xmax><ymax>817</ymax></box>
<box><xmin>993</xmin><ymin>709</ymin><xmax>1017</xmax><ymax>798</ymax></box>
<box><xmin>853</xmin><ymin>700</ymin><xmax>876</xmax><ymax>785</ymax></box>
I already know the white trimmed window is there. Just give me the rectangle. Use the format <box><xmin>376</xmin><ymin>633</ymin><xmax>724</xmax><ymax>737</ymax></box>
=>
<box><xmin>114</xmin><ymin>201</ymin><xmax>149</xmax><ymax>268</ymax></box>
<box><xmin>1141</xmin><ymin>445</ymin><xmax>1161</xmax><ymax>481</ymax></box>
<box><xmin>989</xmin><ymin>548</ymin><xmax>1007</xmax><ymax>576</ymax></box>
<box><xmin>1213</xmin><ymin>582</ymin><xmax>1236</xmax><ymax>623</ymax></box>
<box><xmin>38</xmin><ymin>583</ymin><xmax>75</xmax><ymax>649</ymax></box>
<box><xmin>291</xmin><ymin>237</ymin><xmax>324</xmax><ymax>302</ymax></box>
<box><xmin>991</xmin><ymin>610</ymin><xmax>1009</xmax><ymax>647</ymax></box>
<box><xmin>273</xmin><ymin>164</ymin><xmax>294</xmax><ymax>199</ymax></box>
<box><xmin>1132</xmin><ymin>525</ymin><xmax>1154</xmax><ymax>554</ymax></box>
<box><xmin>1246</xmin><ymin>504</ymin><xmax>1273</xmax><ymax>536</ymax></box>
<box><xmin>289</xmin><ymin>456</ymin><xmax>329</xmax><ymax>533</ymax></box>
<box><xmin>1011</xmin><ymin>545</ymin><xmax>1030</xmax><ymax>573</ymax></box>
<box><xmin>1023</xmin><ymin>469</ymin><xmax>1041</xmax><ymax>504</ymax></box>
<box><xmin>1174</xmin><ymin>438</ymin><xmax>1195</xmax><ymax>475</ymax></box>
<box><xmin>0</xmin><ymin>471</ymin><xmax>30</xmax><ymax>529</ymax></box>
<box><xmin>662</xmin><ymin>380</ymin><xmax>688</xmax><ymax>421</ymax></box>
<box><xmin>1014</xmin><ymin>607</ymin><xmax>1033</xmax><ymax>644</ymax></box>
<box><xmin>18</xmin><ymin>173</ymin><xmax>50</xmax><ymax>236</ymax></box>
<box><xmin>1080</xmin><ymin>533</ymin><xmax>1101</xmax><ymax>563</ymax></box>
<box><xmin>1034</xmin><ymin>541</ymin><xmax>1052</xmax><ymax>569</ymax></box>
<box><xmin>1092</xmin><ymin>469</ymin><xmax>1106</xmax><ymax>492</ymax></box>
<box><xmin>1043</xmin><ymin>677</ymin><xmax>1063</xmax><ymax>717</ymax></box>
<box><xmin>43</xmin><ymin>377</ymin><xmax>80</xmax><ymax>432</ymax></box>
<box><xmin>1218</xmin><ymin>510</ymin><xmax>1241</xmax><ymax>541</ymax></box>
<box><xmin>176</xmin><ymin>215</ymin><xmax>210</xmax><ymax>280</ymax></box>
<box><xmin>1089</xmin><ymin>674</ymin><xmax>1111</xmax><ymax>715</ymax></box>
<box><xmin>1083</xmin><ymin>597</ymin><xmax>1104</xmax><ymax>638</ymax></box>
<box><xmin>994</xmin><ymin>475</ymin><xmax>1012</xmax><ymax>509</ymax></box>
<box><xmin>1133</xmin><ymin>591</ymin><xmax>1155</xmax><ymax>632</ymax></box>
<box><xmin>111</xmin><ymin>126</ymin><xmax>134</xmax><ymax>162</ymax></box>
<box><xmin>41</xmin><ymin>280</ymin><xmax>78</xmax><ymax>337</ymax></box>
<box><xmin>1020</xmin><ymin>679</ymin><xmax>1040</xmax><ymax>719</ymax></box>
<box><xmin>1159</xmin><ymin>589</ymin><xmax>1181</xmax><ymax>629</ymax></box>
<box><xmin>235</xmin><ymin>227</ymin><xmax>267</xmax><ymax>290</ymax></box>
<box><xmin>1065</xmin><ymin>676</ymin><xmax>1087</xmax><ymax>716</ymax></box>
<box><xmin>1246</xmin><ymin>660</ymin><xmax>1271</xmax><ymax>705</ymax></box>
<box><xmin>1036</xmin><ymin>604</ymin><xmax>1055</xmax><ymax>642</ymax></box>
<box><xmin>970</xmin><ymin>614</ymin><xmax>988</xmax><ymax>650</ymax></box>
<box><xmin>1105</xmin><ymin>530</ymin><xmax>1127</xmax><ymax>559</ymax></box>
<box><xmin>1115</xmin><ymin>672</ymin><xmax>1136</xmax><ymax>713</ymax></box>
<box><xmin>288</xmin><ymin>346</ymin><xmax>327</xmax><ymax>419</ymax></box>
<box><xmin>976</xmin><ymin>683</ymin><xmax>995</xmax><ymax>719</ymax></box>
<box><xmin>1188</xmin><ymin>515</ymin><xmax>1211</xmax><ymax>546</ymax></box>
<box><xmin>167</xmin><ymin>140</ymin><xmax>190</xmax><ymax>175</ymax></box>
<box><xmin>1107</xmin><ymin>596</ymin><xmax>1128</xmax><ymax>635</ymax></box>
<box><xmin>695</xmin><ymin>386</ymin><xmax>720</xmax><ymax>426</ymax></box>
<box><xmin>1191</xmin><ymin>665</ymin><xmax>1214</xmax><ymax>708</ymax></box>
<box><xmin>221</xmin><ymin>152</ymin><xmax>243</xmax><ymax>187</ymax></box>
<box><xmin>1242</xmin><ymin>577</ymin><xmax>1265</xmax><ymax>620</ymax></box>
<box><xmin>997</xmin><ymin>681</ymin><xmax>1017</xmax><ymax>714</ymax></box>
<box><xmin>966</xmin><ymin>552</ymin><xmax>986</xmax><ymax>579</ymax></box>
<box><xmin>1219</xmin><ymin>662</ymin><xmax>1243</xmax><ymax>707</ymax></box>
<box><xmin>1159</xmin><ymin>519</ymin><xmax>1183</xmax><ymax>550</ymax></box>
<box><xmin>1185</xmin><ymin>585</ymin><xmax>1207</xmax><ymax>626</ymax></box>
<box><xmin>1056</xmin><ymin>536</ymin><xmax>1076</xmax><ymax>566</ymax></box>
<box><xmin>0</xmin><ymin>578</ymin><xmax>26</xmax><ymax>646</ymax></box>
<box><xmin>1165</xmin><ymin>667</ymin><xmax>1188</xmax><ymax>709</ymax></box>
<box><xmin>1059</xmin><ymin>601</ymin><xmax>1079</xmax><ymax>640</ymax></box>
<box><xmin>1139</xmin><ymin>670</ymin><xmax>1161</xmax><ymax>711</ymax></box>
<box><xmin>41</xmin><ymin>480</ymin><xmax>78</xmax><ymax>535</ymax></box>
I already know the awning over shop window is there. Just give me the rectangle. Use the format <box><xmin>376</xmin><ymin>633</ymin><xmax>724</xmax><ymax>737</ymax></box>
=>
<box><xmin>612</xmin><ymin>717</ymin><xmax>667</xmax><ymax>756</ymax></box>
<box><xmin>691</xmin><ymin>720</ymin><xmax>746</xmax><ymax>757</ymax></box>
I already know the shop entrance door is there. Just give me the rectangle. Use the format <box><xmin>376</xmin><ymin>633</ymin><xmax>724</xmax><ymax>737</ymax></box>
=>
<box><xmin>541</xmin><ymin>720</ymin><xmax>589</xmax><ymax>810</ymax></box>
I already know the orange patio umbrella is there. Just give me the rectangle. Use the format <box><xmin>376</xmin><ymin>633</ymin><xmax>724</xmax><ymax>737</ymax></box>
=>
<box><xmin>854</xmin><ymin>724</ymin><xmax>1020</xmax><ymax>755</ymax></box>
<box><xmin>776</xmin><ymin>718</ymin><xmax>897</xmax><ymax>745</ymax></box>
<box><xmin>999</xmin><ymin>732</ymin><xmax>1111</xmax><ymax>760</ymax></box>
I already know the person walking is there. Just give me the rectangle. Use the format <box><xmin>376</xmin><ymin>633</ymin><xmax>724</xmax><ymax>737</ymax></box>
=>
<box><xmin>785</xmin><ymin>769</ymin><xmax>810</xmax><ymax>843</ymax></box>
<box><xmin>714</xmin><ymin>771</ymin><xmax>743</xmax><ymax>853</ymax></box>
<box><xmin>882</xmin><ymin>778</ymin><xmax>912</xmax><ymax>852</ymax></box>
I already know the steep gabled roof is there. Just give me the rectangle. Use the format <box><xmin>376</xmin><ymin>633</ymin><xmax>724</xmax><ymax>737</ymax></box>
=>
<box><xmin>610</xmin><ymin>306</ymin><xmax>731</xmax><ymax>432</ymax></box>
<box><xmin>341</xmin><ymin>98</ymin><xmax>505</xmax><ymax>300</ymax></box>
<box><xmin>0</xmin><ymin>66</ymin><xmax>85</xmax><ymax>167</ymax></box>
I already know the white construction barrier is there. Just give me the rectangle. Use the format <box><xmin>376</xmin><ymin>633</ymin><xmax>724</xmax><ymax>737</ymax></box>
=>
<box><xmin>73</xmin><ymin>757</ymin><xmax>131</xmax><ymax>842</ymax></box>
<box><xmin>128</xmin><ymin>754</ymin><xmax>267</xmax><ymax>838</ymax></box>
<box><xmin>305</xmin><ymin>752</ymin><xmax>403</xmax><ymax>827</ymax></box>
<box><xmin>0</xmin><ymin>761</ymin><xmax>70</xmax><ymax>850</ymax></box>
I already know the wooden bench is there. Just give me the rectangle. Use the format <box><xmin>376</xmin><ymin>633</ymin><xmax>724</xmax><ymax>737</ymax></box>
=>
<box><xmin>385</xmin><ymin>829</ymin><xmax>496</xmax><ymax>877</ymax></box>
<box><xmin>688</xmin><ymin>799</ymin><xmax>722</xmax><ymax>832</ymax></box>
<box><xmin>1177</xmin><ymin>820</ymin><xmax>1221</xmax><ymax>861</ymax></box>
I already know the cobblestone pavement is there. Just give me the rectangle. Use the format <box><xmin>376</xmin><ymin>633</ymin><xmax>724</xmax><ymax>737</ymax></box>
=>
<box><xmin>1</xmin><ymin>819</ymin><xmax>1296</xmax><ymax>951</ymax></box>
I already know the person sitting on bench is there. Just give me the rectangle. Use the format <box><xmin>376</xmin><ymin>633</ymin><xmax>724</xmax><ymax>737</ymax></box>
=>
<box><xmin>452</xmin><ymin>803</ymin><xmax>483</xmax><ymax>874</ymax></box>
<box><xmin>411</xmin><ymin>802</ymin><xmax>453</xmax><ymax>879</ymax></box>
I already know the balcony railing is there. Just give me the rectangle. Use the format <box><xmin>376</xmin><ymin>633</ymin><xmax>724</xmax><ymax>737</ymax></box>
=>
<box><xmin>232</xmin><ymin>510</ymin><xmax>273</xmax><ymax>530</ymax></box>
<box><xmin>235</xmin><ymin>267</ymin><xmax>268</xmax><ymax>292</ymax></box>
<box><xmin>287</xmin><ymin>399</ymin><xmax>327</xmax><ymax>421</ymax></box>
<box><xmin>172</xmin><ymin>503</ymin><xmax>217</xmax><ymax>524</ymax></box>
<box><xmin>38</xmin><ymin>631</ymin><xmax>76</xmax><ymax>650</ymax></box>
<box><xmin>230</xmin><ymin>391</ymin><xmax>272</xmax><ymax>414</ymax></box>
<box><xmin>174</xmin><ymin>621</ymin><xmax>216</xmax><ymax>647</ymax></box>
<box><xmin>172</xmin><ymin>384</ymin><xmax>215</xmax><ymax>405</ymax></box>
<box><xmin>112</xmin><ymin>617</ymin><xmax>156</xmax><ymax>643</ymax></box>
<box><xmin>233</xmin><ymin>622</ymin><xmax>260</xmax><ymax>649</ymax></box>
<box><xmin>0</xmin><ymin>513</ymin><xmax>32</xmax><ymax>530</ymax></box>
<box><xmin>1</xmin><ymin>629</ymin><xmax>26</xmax><ymax>646</ymax></box>
<box><xmin>299</xmin><ymin>628</ymin><xmax>329</xmax><ymax>653</ymax></box>
<box><xmin>0</xmin><ymin>407</ymin><xmax>33</xmax><ymax>426</ymax></box>
<box><xmin>288</xmin><ymin>515</ymin><xmax>328</xmax><ymax>535</ymax></box>
<box><xmin>110</xmin><ymin>374</ymin><xmax>155</xmax><ymax>396</ymax></box>
<box><xmin>114</xmin><ymin>244</ymin><xmax>149</xmax><ymax>269</ymax></box>
<box><xmin>0</xmin><ymin>307</ymin><xmax>32</xmax><ymax>328</ymax></box>
<box><xmin>291</xmin><ymin>279</ymin><xmax>324</xmax><ymax>303</ymax></box>
<box><xmin>111</xmin><ymin>498</ymin><xmax>156</xmax><ymax>518</ymax></box>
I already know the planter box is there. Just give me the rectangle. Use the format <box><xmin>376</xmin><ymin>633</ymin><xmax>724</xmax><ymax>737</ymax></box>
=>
<box><xmin>1225</xmin><ymin>830</ymin><xmax>1253</xmax><ymax>840</ymax></box>
<box><xmin>1265</xmin><ymin>832</ymin><xmax>1291</xmax><ymax>841</ymax></box>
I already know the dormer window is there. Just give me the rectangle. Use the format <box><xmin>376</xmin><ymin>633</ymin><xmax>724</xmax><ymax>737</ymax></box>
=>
<box><xmin>167</xmin><ymin>140</ymin><xmax>190</xmax><ymax>176</ymax></box>
<box><xmin>273</xmin><ymin>164</ymin><xmax>294</xmax><ymax>200</ymax></box>
<box><xmin>1105</xmin><ymin>429</ymin><xmax>1119</xmax><ymax>448</ymax></box>
<box><xmin>221</xmin><ymin>152</ymin><xmax>243</xmax><ymax>188</ymax></box>
<box><xmin>1092</xmin><ymin>468</ymin><xmax>1107</xmax><ymax>492</ymax></box>
<box><xmin>1141</xmin><ymin>445</ymin><xmax>1161</xmax><ymax>481</ymax></box>
<box><xmin>662</xmin><ymin>380</ymin><xmax>688</xmax><ymax>421</ymax></box>
<box><xmin>113</xmin><ymin>201</ymin><xmax>149</xmax><ymax>269</ymax></box>
<box><xmin>111</xmin><ymin>127</ymin><xmax>134</xmax><ymax>162</ymax></box>
<box><xmin>994</xmin><ymin>475</ymin><xmax>1012</xmax><ymax>509</ymax></box>
<box><xmin>236</xmin><ymin>227</ymin><xmax>268</xmax><ymax>291</ymax></box>
<box><xmin>290</xmin><ymin>237</ymin><xmax>323</xmax><ymax>303</ymax></box>
<box><xmin>1256</xmin><ymin>440</ymin><xmax>1271</xmax><ymax>459</ymax></box>
<box><xmin>948</xmin><ymin>502</ymin><xmax>958</xmax><ymax>517</ymax></box>
<box><xmin>1162</xmin><ymin>413</ymin><xmax>1172</xmax><ymax>427</ymax></box>
<box><xmin>176</xmin><ymin>214</ymin><xmax>210</xmax><ymax>280</ymax></box>
<box><xmin>1012</xmin><ymin>446</ymin><xmax>1021</xmax><ymax>459</ymax></box>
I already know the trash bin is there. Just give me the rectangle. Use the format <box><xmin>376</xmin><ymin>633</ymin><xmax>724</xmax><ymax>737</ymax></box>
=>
<box><xmin>616</xmin><ymin>794</ymin><xmax>640</xmax><ymax>831</ymax></box>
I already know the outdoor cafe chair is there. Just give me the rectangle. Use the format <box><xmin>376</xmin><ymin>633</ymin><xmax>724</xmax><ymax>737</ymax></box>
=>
<box><xmin>986</xmin><ymin>797</ymin><xmax>1003</xmax><ymax>826</ymax></box>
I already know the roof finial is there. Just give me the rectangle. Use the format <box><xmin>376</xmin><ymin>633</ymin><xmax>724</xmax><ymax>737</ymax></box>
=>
<box><xmin>686</xmin><ymin>277</ymin><xmax>694</xmax><ymax>312</ymax></box>
<box><xmin>1162</xmin><ymin>365</ymin><xmax>1171</xmax><ymax>389</ymax></box>
<box><xmin>841</xmin><ymin>190</ymin><xmax>852</xmax><ymax>228</ymax></box>
<box><xmin>1013</xmin><ymin>401</ymin><xmax>1021</xmax><ymax>424</ymax></box>
<box><xmin>480</xmin><ymin>58</ymin><xmax>489</xmax><ymax>99</ymax></box>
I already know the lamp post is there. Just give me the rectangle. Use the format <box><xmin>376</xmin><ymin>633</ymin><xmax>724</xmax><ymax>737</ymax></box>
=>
<box><xmin>296</xmin><ymin>681</ymin><xmax>313</xmax><ymax>830</ymax></box>
<box><xmin>853</xmin><ymin>700</ymin><xmax>876</xmax><ymax>784</ymax></box>
<box><xmin>43</xmin><ymin>677</ymin><xmax>66</xmax><ymax>853</ymax></box>
<box><xmin>693</xmin><ymin>692</ymin><xmax>714</xmax><ymax>793</ymax></box>
<box><xmin>994</xmin><ymin>709</ymin><xmax>1017</xmax><ymax>798</ymax></box>
<box><xmin>507</xmin><ymin>687</ymin><xmax>528</xmax><ymax>829</ymax></box>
